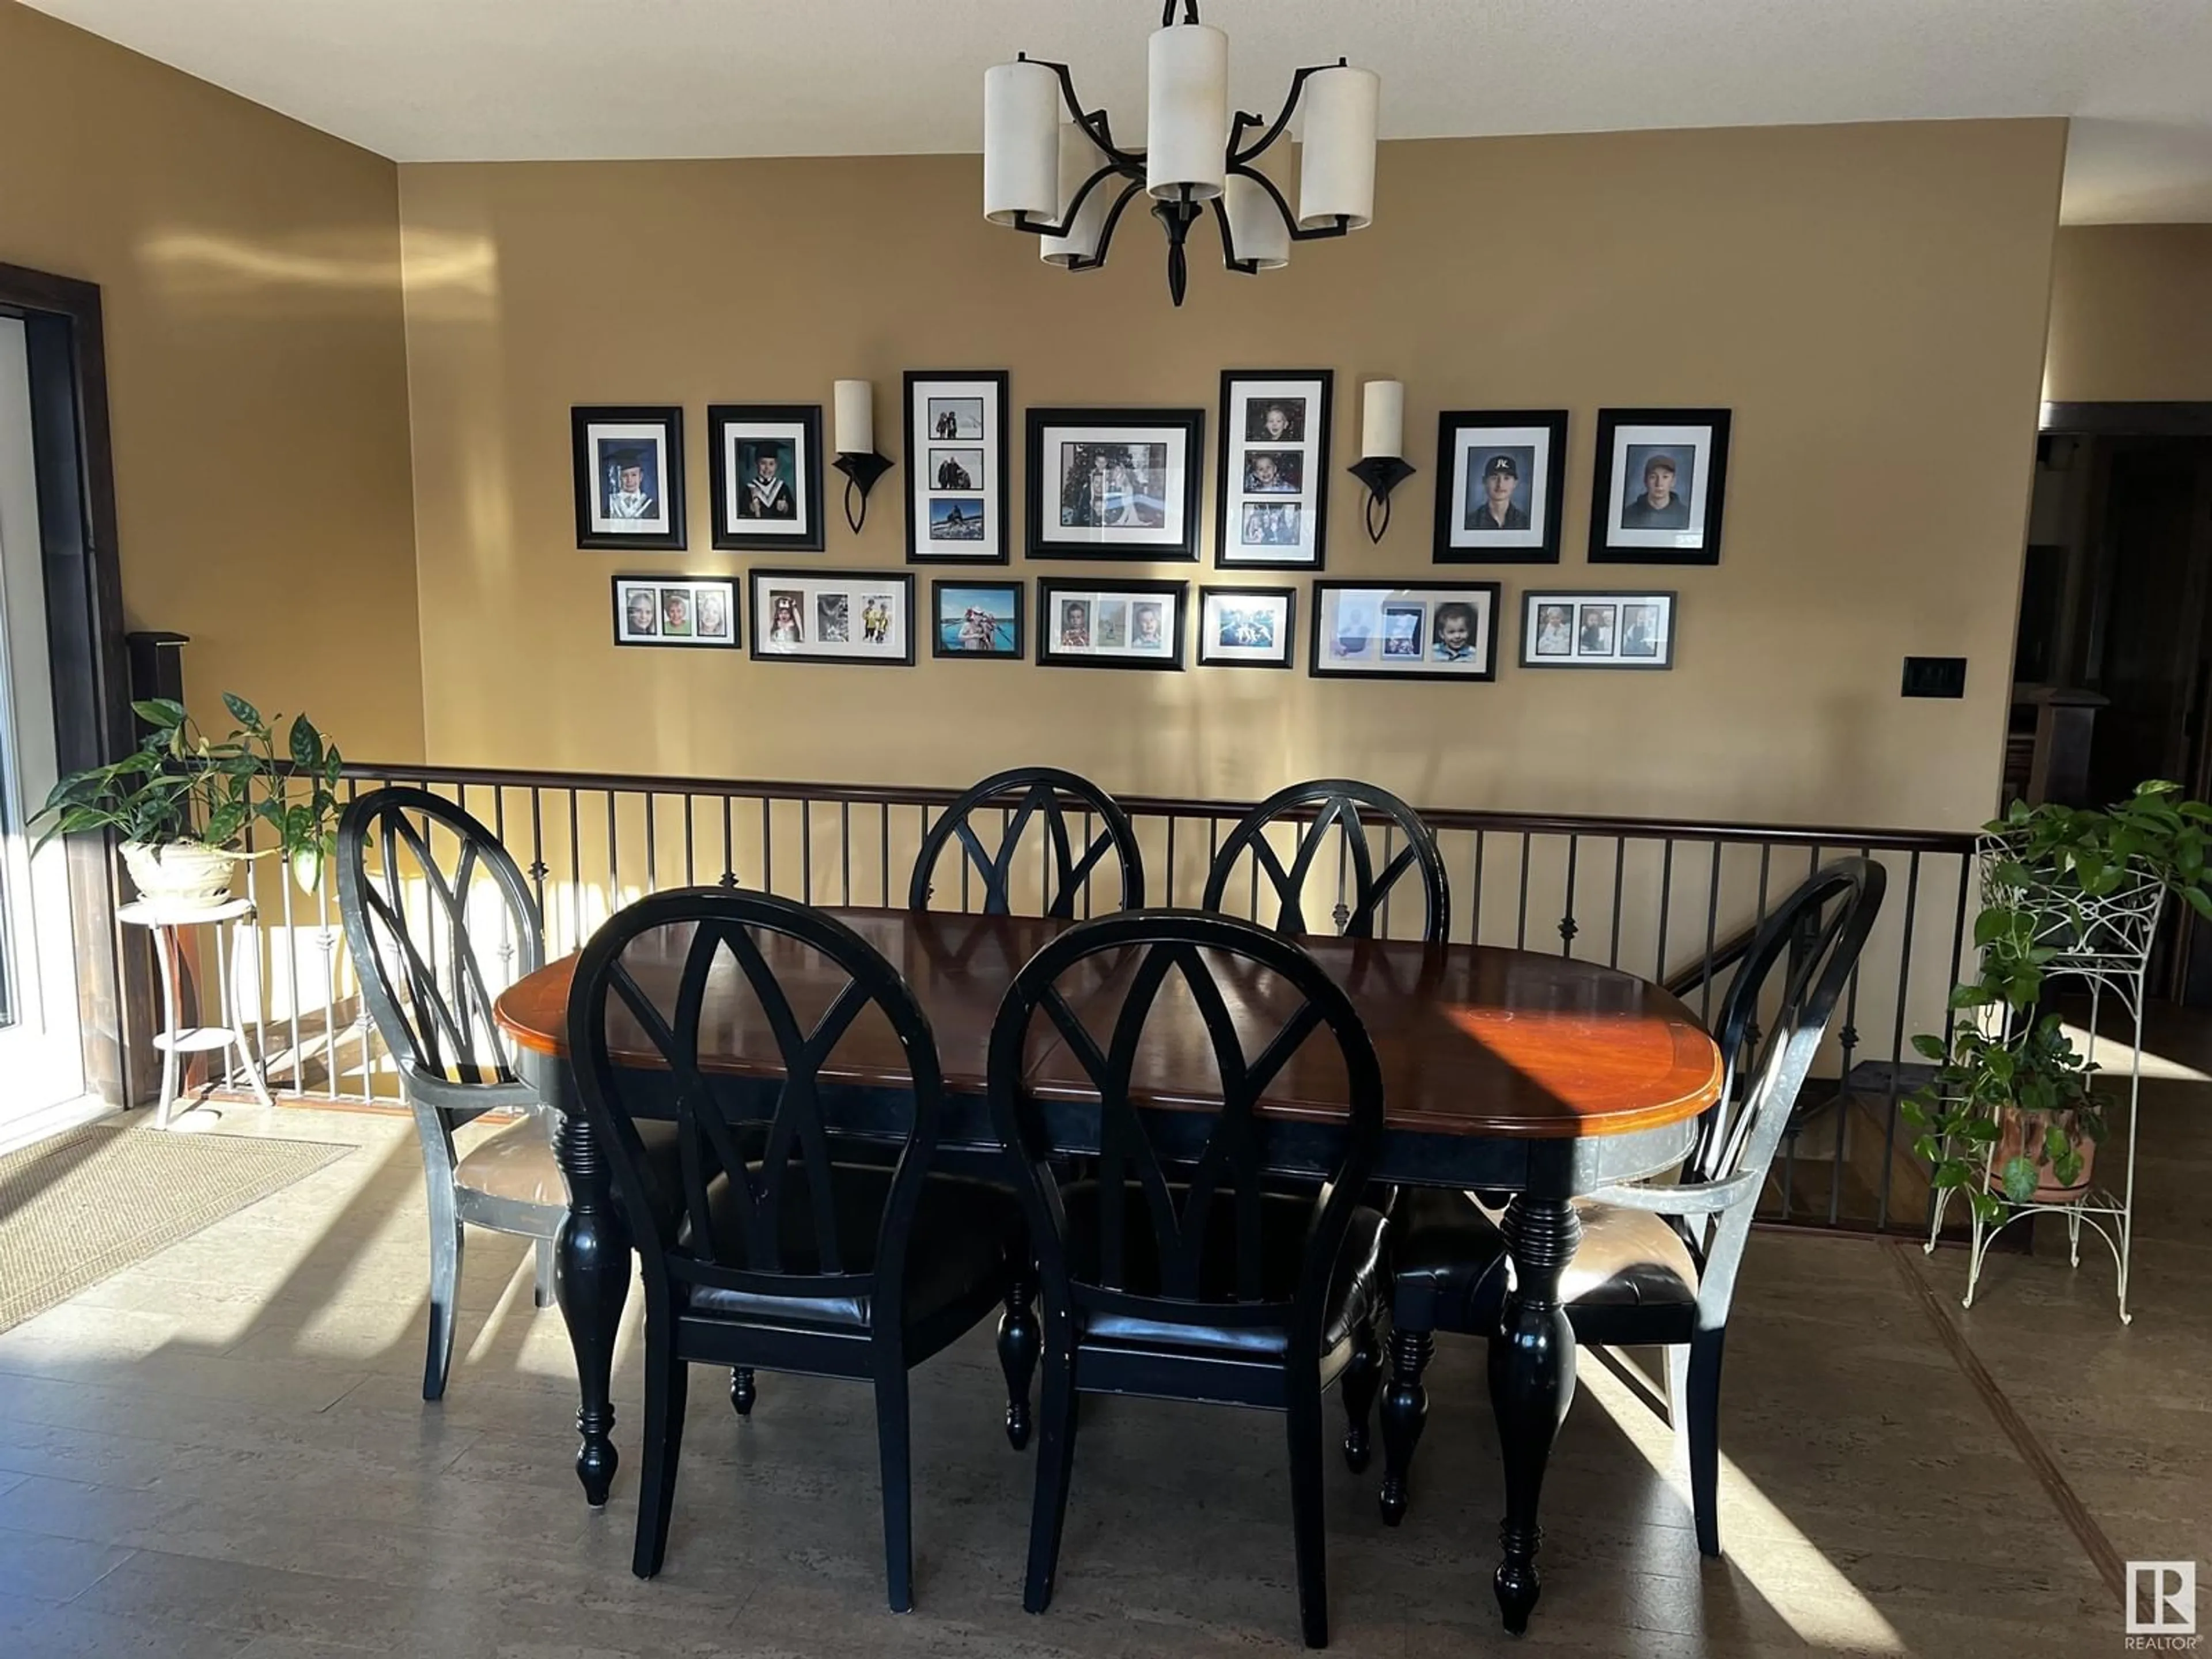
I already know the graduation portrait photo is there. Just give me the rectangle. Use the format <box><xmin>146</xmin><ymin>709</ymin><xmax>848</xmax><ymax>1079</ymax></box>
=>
<box><xmin>572</xmin><ymin>406</ymin><xmax>685</xmax><ymax>550</ymax></box>
<box><xmin>710</xmin><ymin>403</ymin><xmax>824</xmax><ymax>552</ymax></box>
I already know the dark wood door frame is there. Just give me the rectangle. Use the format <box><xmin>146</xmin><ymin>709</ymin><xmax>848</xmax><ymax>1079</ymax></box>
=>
<box><xmin>0</xmin><ymin>261</ymin><xmax>147</xmax><ymax>1107</ymax></box>
<box><xmin>2041</xmin><ymin>401</ymin><xmax>2212</xmax><ymax>439</ymax></box>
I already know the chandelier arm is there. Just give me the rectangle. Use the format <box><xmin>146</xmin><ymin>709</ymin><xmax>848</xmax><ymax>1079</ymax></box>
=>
<box><xmin>1226</xmin><ymin>61</ymin><xmax>1346</xmax><ymax>170</ymax></box>
<box><xmin>1062</xmin><ymin>177</ymin><xmax>1150</xmax><ymax>273</ymax></box>
<box><xmin>1210</xmin><ymin>197</ymin><xmax>1262</xmax><ymax>278</ymax></box>
<box><xmin>1162</xmin><ymin>0</ymin><xmax>1200</xmax><ymax>26</ymax></box>
<box><xmin>1006</xmin><ymin>156</ymin><xmax>1146</xmax><ymax>241</ymax></box>
<box><xmin>1017</xmin><ymin>55</ymin><xmax>1145</xmax><ymax>171</ymax></box>
<box><xmin>1221</xmin><ymin>161</ymin><xmax>1352</xmax><ymax>245</ymax></box>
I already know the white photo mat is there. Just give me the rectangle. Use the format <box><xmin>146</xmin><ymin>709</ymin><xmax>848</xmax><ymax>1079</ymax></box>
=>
<box><xmin>908</xmin><ymin>376</ymin><xmax>1006</xmax><ymax>562</ymax></box>
<box><xmin>1039</xmin><ymin>584</ymin><xmax>1185</xmax><ymax>665</ymax></box>
<box><xmin>1310</xmin><ymin>584</ymin><xmax>1499</xmax><ymax>680</ymax></box>
<box><xmin>1039</xmin><ymin>423</ymin><xmax>1193</xmax><ymax>550</ymax></box>
<box><xmin>1199</xmin><ymin>588</ymin><xmax>1296</xmax><ymax>667</ymax></box>
<box><xmin>612</xmin><ymin>576</ymin><xmax>738</xmax><ymax>647</ymax></box>
<box><xmin>751</xmin><ymin>570</ymin><xmax>912</xmax><ymax>663</ymax></box>
<box><xmin>721</xmin><ymin>419</ymin><xmax>814</xmax><ymax>541</ymax></box>
<box><xmin>1446</xmin><ymin>424</ymin><xmax>1554</xmax><ymax>554</ymax></box>
<box><xmin>1521</xmin><ymin>590</ymin><xmax>1676</xmax><ymax>669</ymax></box>
<box><xmin>1603</xmin><ymin>422</ymin><xmax>1714</xmax><ymax>551</ymax></box>
<box><xmin>1218</xmin><ymin>374</ymin><xmax>1328</xmax><ymax>568</ymax></box>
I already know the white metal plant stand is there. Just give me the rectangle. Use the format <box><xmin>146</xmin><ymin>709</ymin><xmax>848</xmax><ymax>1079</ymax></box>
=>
<box><xmin>1924</xmin><ymin>836</ymin><xmax>2159</xmax><ymax>1324</ymax></box>
<box><xmin>118</xmin><ymin>896</ymin><xmax>275</xmax><ymax>1130</ymax></box>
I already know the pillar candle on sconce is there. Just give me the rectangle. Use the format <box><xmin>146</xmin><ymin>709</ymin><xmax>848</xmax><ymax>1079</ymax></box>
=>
<box><xmin>1347</xmin><ymin>379</ymin><xmax>1415</xmax><ymax>543</ymax></box>
<box><xmin>830</xmin><ymin>378</ymin><xmax>893</xmax><ymax>533</ymax></box>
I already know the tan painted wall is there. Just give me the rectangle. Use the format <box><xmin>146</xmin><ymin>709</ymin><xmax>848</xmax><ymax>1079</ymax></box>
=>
<box><xmin>2044</xmin><ymin>225</ymin><xmax>2212</xmax><ymax>404</ymax></box>
<box><xmin>401</xmin><ymin>119</ymin><xmax>2065</xmax><ymax>830</ymax></box>
<box><xmin>0</xmin><ymin>0</ymin><xmax>423</xmax><ymax>760</ymax></box>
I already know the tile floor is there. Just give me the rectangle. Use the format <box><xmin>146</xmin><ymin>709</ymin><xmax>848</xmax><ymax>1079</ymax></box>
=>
<box><xmin>0</xmin><ymin>1068</ymin><xmax>2202</xmax><ymax>1658</ymax></box>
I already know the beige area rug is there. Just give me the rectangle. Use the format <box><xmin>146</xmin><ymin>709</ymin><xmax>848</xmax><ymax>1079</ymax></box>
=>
<box><xmin>0</xmin><ymin>1123</ymin><xmax>351</xmax><ymax>1334</ymax></box>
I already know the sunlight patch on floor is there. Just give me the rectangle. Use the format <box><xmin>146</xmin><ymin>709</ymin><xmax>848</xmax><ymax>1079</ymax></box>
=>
<box><xmin>1577</xmin><ymin>1350</ymin><xmax>1908</xmax><ymax>1654</ymax></box>
<box><xmin>2057</xmin><ymin>1020</ymin><xmax>2210</xmax><ymax>1084</ymax></box>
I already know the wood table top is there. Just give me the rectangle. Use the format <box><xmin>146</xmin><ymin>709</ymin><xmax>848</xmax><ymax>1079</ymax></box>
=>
<box><xmin>493</xmin><ymin>907</ymin><xmax>1720</xmax><ymax>1141</ymax></box>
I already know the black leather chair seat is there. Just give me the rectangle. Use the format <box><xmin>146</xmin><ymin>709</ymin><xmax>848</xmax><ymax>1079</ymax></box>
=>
<box><xmin>1059</xmin><ymin>1183</ymin><xmax>1387</xmax><ymax>1374</ymax></box>
<box><xmin>679</xmin><ymin>1164</ymin><xmax>1021</xmax><ymax>1334</ymax></box>
<box><xmin>1391</xmin><ymin>1189</ymin><xmax>1699</xmax><ymax>1332</ymax></box>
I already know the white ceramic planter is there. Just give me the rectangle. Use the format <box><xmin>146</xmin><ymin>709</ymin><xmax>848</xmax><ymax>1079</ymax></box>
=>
<box><xmin>121</xmin><ymin>840</ymin><xmax>245</xmax><ymax>906</ymax></box>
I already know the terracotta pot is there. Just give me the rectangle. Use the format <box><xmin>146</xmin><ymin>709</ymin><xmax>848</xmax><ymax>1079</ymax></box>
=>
<box><xmin>1993</xmin><ymin>1104</ymin><xmax>2098</xmax><ymax>1202</ymax></box>
<box><xmin>121</xmin><ymin>840</ymin><xmax>244</xmax><ymax>907</ymax></box>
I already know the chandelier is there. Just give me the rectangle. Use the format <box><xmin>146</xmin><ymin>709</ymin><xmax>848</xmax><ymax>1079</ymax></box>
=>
<box><xmin>982</xmin><ymin>1</ymin><xmax>1380</xmax><ymax>306</ymax></box>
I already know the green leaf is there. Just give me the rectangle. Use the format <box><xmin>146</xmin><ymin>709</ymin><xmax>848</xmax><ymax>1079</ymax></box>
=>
<box><xmin>2000</xmin><ymin>1156</ymin><xmax>2040</xmax><ymax>1203</ymax></box>
<box><xmin>130</xmin><ymin>698</ymin><xmax>187</xmax><ymax>729</ymax></box>
<box><xmin>2043</xmin><ymin>1123</ymin><xmax>2070</xmax><ymax>1164</ymax></box>
<box><xmin>287</xmin><ymin>714</ymin><xmax>320</xmax><ymax>771</ymax></box>
<box><xmin>1931</xmin><ymin>1165</ymin><xmax>1968</xmax><ymax>1190</ymax></box>
<box><xmin>1968</xmin><ymin>1190</ymin><xmax>2005</xmax><ymax>1226</ymax></box>
<box><xmin>201</xmin><ymin>801</ymin><xmax>248</xmax><ymax>846</ymax></box>
<box><xmin>220</xmin><ymin>692</ymin><xmax>262</xmax><ymax>729</ymax></box>
<box><xmin>1910</xmin><ymin>1033</ymin><xmax>1948</xmax><ymax>1062</ymax></box>
<box><xmin>2187</xmin><ymin>885</ymin><xmax>2212</xmax><ymax>921</ymax></box>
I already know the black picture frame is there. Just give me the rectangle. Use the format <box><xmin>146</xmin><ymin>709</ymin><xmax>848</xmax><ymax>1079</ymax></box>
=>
<box><xmin>748</xmin><ymin>568</ymin><xmax>915</xmax><ymax>666</ymax></box>
<box><xmin>1433</xmin><ymin>408</ymin><xmax>1570</xmax><ymax>565</ymax></box>
<box><xmin>929</xmin><ymin>578</ymin><xmax>1026</xmax><ymax>660</ymax></box>
<box><xmin>1588</xmin><ymin>407</ymin><xmax>1732</xmax><ymax>566</ymax></box>
<box><xmin>1196</xmin><ymin>585</ymin><xmax>1298</xmax><ymax>670</ymax></box>
<box><xmin>1308</xmin><ymin>580</ymin><xmax>1502</xmax><ymax>683</ymax></box>
<box><xmin>1214</xmin><ymin>370</ymin><xmax>1332</xmax><ymax>571</ymax></box>
<box><xmin>1519</xmin><ymin>589</ymin><xmax>1677</xmax><ymax>669</ymax></box>
<box><xmin>572</xmin><ymin>406</ymin><xmax>685</xmax><ymax>551</ymax></box>
<box><xmin>710</xmin><ymin>403</ymin><xmax>825</xmax><ymax>552</ymax></box>
<box><xmin>1026</xmin><ymin>407</ymin><xmax>1206</xmax><ymax>561</ymax></box>
<box><xmin>610</xmin><ymin>574</ymin><xmax>741</xmax><ymax>650</ymax></box>
<box><xmin>905</xmin><ymin>370</ymin><xmax>1012</xmax><ymax>566</ymax></box>
<box><xmin>1036</xmin><ymin>578</ymin><xmax>1190</xmax><ymax>670</ymax></box>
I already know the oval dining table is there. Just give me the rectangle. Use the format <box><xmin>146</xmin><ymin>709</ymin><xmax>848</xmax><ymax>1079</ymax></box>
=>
<box><xmin>493</xmin><ymin>906</ymin><xmax>1721</xmax><ymax>1635</ymax></box>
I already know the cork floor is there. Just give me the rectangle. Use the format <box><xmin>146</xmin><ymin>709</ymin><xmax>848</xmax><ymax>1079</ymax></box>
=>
<box><xmin>0</xmin><ymin>1067</ymin><xmax>2202</xmax><ymax>1658</ymax></box>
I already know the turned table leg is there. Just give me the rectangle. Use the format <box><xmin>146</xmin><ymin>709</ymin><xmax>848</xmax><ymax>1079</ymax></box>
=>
<box><xmin>1488</xmin><ymin>1193</ymin><xmax>1581</xmax><ymax>1634</ymax></box>
<box><xmin>548</xmin><ymin>1080</ymin><xmax>631</xmax><ymax>1508</ymax></box>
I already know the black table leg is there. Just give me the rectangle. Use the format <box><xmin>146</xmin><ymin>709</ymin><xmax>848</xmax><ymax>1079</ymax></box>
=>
<box><xmin>552</xmin><ymin>1096</ymin><xmax>631</xmax><ymax>1508</ymax></box>
<box><xmin>1487</xmin><ymin>1193</ymin><xmax>1581</xmax><ymax>1634</ymax></box>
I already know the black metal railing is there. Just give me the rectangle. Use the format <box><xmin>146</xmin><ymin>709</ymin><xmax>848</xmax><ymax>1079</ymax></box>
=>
<box><xmin>211</xmin><ymin>760</ymin><xmax>1974</xmax><ymax>1236</ymax></box>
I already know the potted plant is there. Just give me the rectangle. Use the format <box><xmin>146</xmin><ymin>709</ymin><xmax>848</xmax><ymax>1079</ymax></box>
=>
<box><xmin>1905</xmin><ymin>779</ymin><xmax>2212</xmax><ymax>1224</ymax></box>
<box><xmin>33</xmin><ymin>694</ymin><xmax>343</xmax><ymax>906</ymax></box>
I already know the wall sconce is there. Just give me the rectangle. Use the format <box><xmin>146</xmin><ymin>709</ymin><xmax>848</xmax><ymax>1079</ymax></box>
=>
<box><xmin>1346</xmin><ymin>378</ymin><xmax>1413</xmax><ymax>542</ymax></box>
<box><xmin>831</xmin><ymin>379</ymin><xmax>893</xmax><ymax>533</ymax></box>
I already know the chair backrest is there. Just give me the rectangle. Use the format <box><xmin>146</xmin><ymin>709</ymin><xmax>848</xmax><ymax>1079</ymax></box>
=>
<box><xmin>1201</xmin><ymin>779</ymin><xmax>1450</xmax><ymax>943</ymax></box>
<box><xmin>336</xmin><ymin>786</ymin><xmax>543</xmax><ymax>1095</ymax></box>
<box><xmin>908</xmin><ymin>766</ymin><xmax>1145</xmax><ymax>918</ymax></box>
<box><xmin>987</xmin><ymin>908</ymin><xmax>1384</xmax><ymax>1349</ymax></box>
<box><xmin>565</xmin><ymin>887</ymin><xmax>945</xmax><ymax>1327</ymax></box>
<box><xmin>1683</xmin><ymin>857</ymin><xmax>1885</xmax><ymax>1307</ymax></box>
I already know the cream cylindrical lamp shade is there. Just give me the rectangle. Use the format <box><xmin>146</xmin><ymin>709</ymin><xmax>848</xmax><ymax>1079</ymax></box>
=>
<box><xmin>1145</xmin><ymin>23</ymin><xmax>1228</xmax><ymax>201</ymax></box>
<box><xmin>834</xmin><ymin>381</ymin><xmax>874</xmax><ymax>455</ymax></box>
<box><xmin>1297</xmin><ymin>65</ymin><xmax>1380</xmax><ymax>229</ymax></box>
<box><xmin>1042</xmin><ymin>123</ymin><xmax>1113</xmax><ymax>267</ymax></box>
<box><xmin>984</xmin><ymin>59</ymin><xmax>1062</xmax><ymax>225</ymax></box>
<box><xmin>1222</xmin><ymin>174</ymin><xmax>1290</xmax><ymax>270</ymax></box>
<box><xmin>1361</xmin><ymin>381</ymin><xmax>1404</xmax><ymax>459</ymax></box>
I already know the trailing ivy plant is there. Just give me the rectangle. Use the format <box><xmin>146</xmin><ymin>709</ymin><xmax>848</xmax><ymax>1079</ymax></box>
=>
<box><xmin>1904</xmin><ymin>1014</ymin><xmax>2101</xmax><ymax>1222</ymax></box>
<box><xmin>1904</xmin><ymin>779</ymin><xmax>2212</xmax><ymax>1225</ymax></box>
<box><xmin>32</xmin><ymin>694</ymin><xmax>343</xmax><ymax>888</ymax></box>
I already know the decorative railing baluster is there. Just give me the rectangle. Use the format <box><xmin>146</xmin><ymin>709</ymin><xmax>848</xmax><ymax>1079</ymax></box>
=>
<box><xmin>1608</xmin><ymin>839</ymin><xmax>1626</xmax><ymax>969</ymax></box>
<box><xmin>1878</xmin><ymin>847</ymin><xmax>1921</xmax><ymax>1236</ymax></box>
<box><xmin>1558</xmin><ymin>834</ymin><xmax>1580</xmax><ymax>956</ymax></box>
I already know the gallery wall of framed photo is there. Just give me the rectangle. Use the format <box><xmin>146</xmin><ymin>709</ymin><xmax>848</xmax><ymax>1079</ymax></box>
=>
<box><xmin>565</xmin><ymin>376</ymin><xmax>1718</xmax><ymax>690</ymax></box>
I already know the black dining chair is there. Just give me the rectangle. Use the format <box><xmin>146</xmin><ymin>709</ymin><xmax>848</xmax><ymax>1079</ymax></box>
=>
<box><xmin>1373</xmin><ymin>857</ymin><xmax>1887</xmax><ymax>1556</ymax></box>
<box><xmin>986</xmin><ymin>908</ymin><xmax>1390</xmax><ymax>1649</ymax></box>
<box><xmin>1202</xmin><ymin>779</ymin><xmax>1450</xmax><ymax>944</ymax></box>
<box><xmin>565</xmin><ymin>886</ymin><xmax>1025</xmax><ymax>1609</ymax></box>
<box><xmin>336</xmin><ymin>787</ymin><xmax>565</xmax><ymax>1400</ymax></box>
<box><xmin>910</xmin><ymin>766</ymin><xmax>1145</xmax><ymax>919</ymax></box>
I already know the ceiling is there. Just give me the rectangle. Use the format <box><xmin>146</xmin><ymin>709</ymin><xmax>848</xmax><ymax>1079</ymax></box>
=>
<box><xmin>24</xmin><ymin>0</ymin><xmax>2212</xmax><ymax>221</ymax></box>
